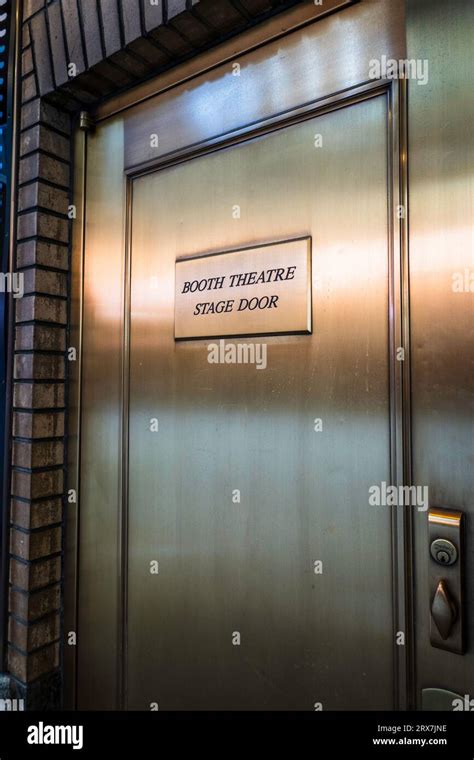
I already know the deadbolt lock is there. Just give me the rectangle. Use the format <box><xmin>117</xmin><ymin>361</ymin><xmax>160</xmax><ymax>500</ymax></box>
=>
<box><xmin>428</xmin><ymin>508</ymin><xmax>464</xmax><ymax>654</ymax></box>
<box><xmin>430</xmin><ymin>538</ymin><xmax>458</xmax><ymax>566</ymax></box>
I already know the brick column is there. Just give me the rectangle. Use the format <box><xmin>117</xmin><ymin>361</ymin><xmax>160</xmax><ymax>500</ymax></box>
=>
<box><xmin>6</xmin><ymin>4</ymin><xmax>71</xmax><ymax>707</ymax></box>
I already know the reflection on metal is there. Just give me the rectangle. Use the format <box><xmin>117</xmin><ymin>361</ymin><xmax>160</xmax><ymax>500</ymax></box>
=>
<box><xmin>428</xmin><ymin>508</ymin><xmax>464</xmax><ymax>654</ymax></box>
<box><xmin>175</xmin><ymin>238</ymin><xmax>312</xmax><ymax>340</ymax></box>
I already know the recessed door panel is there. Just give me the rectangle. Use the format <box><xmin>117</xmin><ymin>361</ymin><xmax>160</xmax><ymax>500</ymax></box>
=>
<box><xmin>126</xmin><ymin>95</ymin><xmax>393</xmax><ymax>710</ymax></box>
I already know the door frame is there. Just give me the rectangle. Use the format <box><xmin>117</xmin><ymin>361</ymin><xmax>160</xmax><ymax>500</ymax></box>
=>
<box><xmin>66</xmin><ymin>4</ymin><xmax>412</xmax><ymax>711</ymax></box>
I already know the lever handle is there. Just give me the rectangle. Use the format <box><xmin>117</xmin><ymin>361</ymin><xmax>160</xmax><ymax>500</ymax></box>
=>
<box><xmin>431</xmin><ymin>579</ymin><xmax>457</xmax><ymax>640</ymax></box>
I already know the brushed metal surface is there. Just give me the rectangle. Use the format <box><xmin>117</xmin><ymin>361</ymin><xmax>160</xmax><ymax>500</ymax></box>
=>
<box><xmin>407</xmin><ymin>0</ymin><xmax>474</xmax><ymax>705</ymax></box>
<box><xmin>175</xmin><ymin>238</ymin><xmax>312</xmax><ymax>340</ymax></box>
<box><xmin>126</xmin><ymin>95</ymin><xmax>393</xmax><ymax>710</ymax></box>
<box><xmin>76</xmin><ymin>119</ymin><xmax>126</xmax><ymax>710</ymax></box>
<box><xmin>122</xmin><ymin>0</ymin><xmax>405</xmax><ymax>172</ymax></box>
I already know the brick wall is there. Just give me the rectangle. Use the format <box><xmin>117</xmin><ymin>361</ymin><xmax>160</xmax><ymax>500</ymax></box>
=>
<box><xmin>8</xmin><ymin>3</ymin><xmax>72</xmax><ymax>702</ymax></box>
<box><xmin>5</xmin><ymin>0</ymin><xmax>301</xmax><ymax>708</ymax></box>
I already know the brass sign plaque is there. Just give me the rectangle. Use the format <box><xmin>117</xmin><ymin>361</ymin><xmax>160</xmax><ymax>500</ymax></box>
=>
<box><xmin>175</xmin><ymin>238</ymin><xmax>312</xmax><ymax>340</ymax></box>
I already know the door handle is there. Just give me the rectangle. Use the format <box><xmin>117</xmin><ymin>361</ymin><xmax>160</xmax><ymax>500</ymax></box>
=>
<box><xmin>431</xmin><ymin>579</ymin><xmax>457</xmax><ymax>640</ymax></box>
<box><xmin>428</xmin><ymin>508</ymin><xmax>464</xmax><ymax>654</ymax></box>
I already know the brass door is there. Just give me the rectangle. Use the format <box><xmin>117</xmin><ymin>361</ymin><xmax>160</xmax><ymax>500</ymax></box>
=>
<box><xmin>114</xmin><ymin>94</ymin><xmax>392</xmax><ymax>710</ymax></box>
<box><xmin>65</xmin><ymin>0</ymin><xmax>412</xmax><ymax>713</ymax></box>
<box><xmin>66</xmin><ymin>0</ymin><xmax>473</xmax><ymax>716</ymax></box>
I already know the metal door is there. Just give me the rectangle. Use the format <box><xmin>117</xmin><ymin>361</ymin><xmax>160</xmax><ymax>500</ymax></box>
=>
<box><xmin>65</xmin><ymin>0</ymin><xmax>474</xmax><ymax>717</ymax></box>
<box><xmin>119</xmin><ymin>95</ymin><xmax>392</xmax><ymax>710</ymax></box>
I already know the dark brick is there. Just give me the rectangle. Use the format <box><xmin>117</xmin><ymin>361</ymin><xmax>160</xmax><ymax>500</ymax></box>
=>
<box><xmin>18</xmin><ymin>211</ymin><xmax>69</xmax><ymax>244</ymax></box>
<box><xmin>61</xmin><ymin>0</ymin><xmax>86</xmax><ymax>75</ymax></box>
<box><xmin>142</xmin><ymin>0</ymin><xmax>164</xmax><ymax>32</ymax></box>
<box><xmin>17</xmin><ymin>240</ymin><xmax>69</xmax><ymax>270</ymax></box>
<box><xmin>22</xmin><ymin>48</ymin><xmax>35</xmax><ymax>77</ymax></box>
<box><xmin>193</xmin><ymin>0</ymin><xmax>244</xmax><ymax>33</ymax></box>
<box><xmin>10</xmin><ymin>558</ymin><xmax>61</xmax><ymax>593</ymax></box>
<box><xmin>23</xmin><ymin>24</ymin><xmax>31</xmax><ymax>48</ymax></box>
<box><xmin>11</xmin><ymin>497</ymin><xmax>63</xmax><ymax>529</ymax></box>
<box><xmin>69</xmin><ymin>70</ymin><xmax>108</xmax><ymax>98</ymax></box>
<box><xmin>9</xmin><ymin>584</ymin><xmax>60</xmax><ymax>623</ymax></box>
<box><xmin>126</xmin><ymin>36</ymin><xmax>170</xmax><ymax>66</ymax></box>
<box><xmin>122</xmin><ymin>0</ymin><xmax>142</xmax><ymax>44</ymax></box>
<box><xmin>23</xmin><ymin>0</ymin><xmax>46</xmax><ymax>21</ymax></box>
<box><xmin>22</xmin><ymin>268</ymin><xmax>68</xmax><ymax>297</ymax></box>
<box><xmin>8</xmin><ymin>642</ymin><xmax>60</xmax><ymax>683</ymax></box>
<box><xmin>170</xmin><ymin>11</ymin><xmax>213</xmax><ymax>46</ymax></box>
<box><xmin>166</xmin><ymin>0</ymin><xmax>187</xmax><ymax>22</ymax></box>
<box><xmin>46</xmin><ymin>87</ymin><xmax>83</xmax><ymax>112</ymax></box>
<box><xmin>13</xmin><ymin>410</ymin><xmax>65</xmax><ymax>439</ymax></box>
<box><xmin>9</xmin><ymin>613</ymin><xmax>60</xmax><ymax>653</ymax></box>
<box><xmin>21</xmin><ymin>99</ymin><xmax>71</xmax><ymax>135</ymax></box>
<box><xmin>108</xmin><ymin>49</ymin><xmax>149</xmax><ymax>78</ymax></box>
<box><xmin>20</xmin><ymin>125</ymin><xmax>70</xmax><ymax>162</ymax></box>
<box><xmin>14</xmin><ymin>383</ymin><xmax>65</xmax><ymax>410</ymax></box>
<box><xmin>13</xmin><ymin>439</ymin><xmax>64</xmax><ymax>469</ymax></box>
<box><xmin>238</xmin><ymin>0</ymin><xmax>272</xmax><ymax>14</ymax></box>
<box><xmin>18</xmin><ymin>182</ymin><xmax>70</xmax><ymax>216</ymax></box>
<box><xmin>88</xmin><ymin>59</ymin><xmax>135</xmax><ymax>89</ymax></box>
<box><xmin>14</xmin><ymin>354</ymin><xmax>66</xmax><ymax>381</ymax></box>
<box><xmin>15</xmin><ymin>325</ymin><xmax>67</xmax><ymax>352</ymax></box>
<box><xmin>19</xmin><ymin>153</ymin><xmax>70</xmax><ymax>188</ymax></box>
<box><xmin>99</xmin><ymin>0</ymin><xmax>122</xmax><ymax>56</ymax></box>
<box><xmin>26</xmin><ymin>583</ymin><xmax>62</xmax><ymax>619</ymax></box>
<box><xmin>16</xmin><ymin>294</ymin><xmax>68</xmax><ymax>324</ymax></box>
<box><xmin>22</xmin><ymin>74</ymin><xmax>37</xmax><ymax>102</ymax></box>
<box><xmin>10</xmin><ymin>526</ymin><xmax>62</xmax><ymax>562</ymax></box>
<box><xmin>78</xmin><ymin>0</ymin><xmax>104</xmax><ymax>68</ymax></box>
<box><xmin>149</xmin><ymin>23</ymin><xmax>194</xmax><ymax>56</ymax></box>
<box><xmin>46</xmin><ymin>1</ymin><xmax>69</xmax><ymax>88</ymax></box>
<box><xmin>30</xmin><ymin>11</ymin><xmax>55</xmax><ymax>95</ymax></box>
<box><xmin>11</xmin><ymin>469</ymin><xmax>64</xmax><ymax>501</ymax></box>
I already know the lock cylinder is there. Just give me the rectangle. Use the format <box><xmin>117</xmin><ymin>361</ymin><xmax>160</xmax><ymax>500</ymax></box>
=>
<box><xmin>430</xmin><ymin>538</ymin><xmax>458</xmax><ymax>566</ymax></box>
